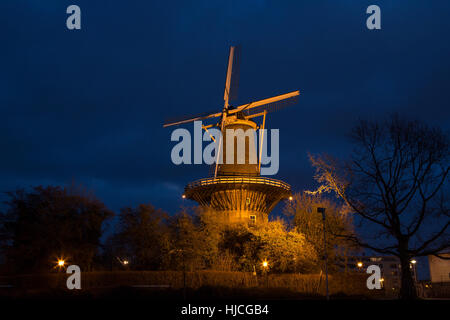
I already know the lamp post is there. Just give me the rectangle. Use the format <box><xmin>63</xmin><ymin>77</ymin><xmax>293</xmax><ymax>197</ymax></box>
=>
<box><xmin>262</xmin><ymin>260</ymin><xmax>269</xmax><ymax>288</ymax></box>
<box><xmin>56</xmin><ymin>258</ymin><xmax>66</xmax><ymax>273</ymax></box>
<box><xmin>317</xmin><ymin>207</ymin><xmax>329</xmax><ymax>301</ymax></box>
<box><xmin>411</xmin><ymin>259</ymin><xmax>417</xmax><ymax>285</ymax></box>
<box><xmin>357</xmin><ymin>261</ymin><xmax>363</xmax><ymax>273</ymax></box>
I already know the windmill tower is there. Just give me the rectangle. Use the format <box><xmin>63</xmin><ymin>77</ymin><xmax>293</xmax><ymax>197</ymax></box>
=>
<box><xmin>164</xmin><ymin>46</ymin><xmax>299</xmax><ymax>224</ymax></box>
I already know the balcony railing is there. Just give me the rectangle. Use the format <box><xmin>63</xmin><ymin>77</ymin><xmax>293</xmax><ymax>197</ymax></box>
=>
<box><xmin>186</xmin><ymin>176</ymin><xmax>291</xmax><ymax>190</ymax></box>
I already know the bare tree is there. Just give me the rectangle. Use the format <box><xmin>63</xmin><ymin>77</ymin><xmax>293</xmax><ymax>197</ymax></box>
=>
<box><xmin>309</xmin><ymin>115</ymin><xmax>449</xmax><ymax>299</ymax></box>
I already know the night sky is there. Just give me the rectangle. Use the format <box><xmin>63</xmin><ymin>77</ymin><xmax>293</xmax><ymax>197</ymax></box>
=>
<box><xmin>1</xmin><ymin>0</ymin><xmax>450</xmax><ymax>231</ymax></box>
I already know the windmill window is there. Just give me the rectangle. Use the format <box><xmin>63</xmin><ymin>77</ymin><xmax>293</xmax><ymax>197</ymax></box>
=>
<box><xmin>249</xmin><ymin>215</ymin><xmax>256</xmax><ymax>224</ymax></box>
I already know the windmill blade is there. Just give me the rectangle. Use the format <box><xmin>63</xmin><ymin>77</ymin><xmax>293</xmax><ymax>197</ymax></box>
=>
<box><xmin>229</xmin><ymin>90</ymin><xmax>300</xmax><ymax>117</ymax></box>
<box><xmin>163</xmin><ymin>110</ymin><xmax>221</xmax><ymax>127</ymax></box>
<box><xmin>243</xmin><ymin>93</ymin><xmax>299</xmax><ymax>117</ymax></box>
<box><xmin>228</xmin><ymin>45</ymin><xmax>241</xmax><ymax>102</ymax></box>
<box><xmin>223</xmin><ymin>46</ymin><xmax>241</xmax><ymax>107</ymax></box>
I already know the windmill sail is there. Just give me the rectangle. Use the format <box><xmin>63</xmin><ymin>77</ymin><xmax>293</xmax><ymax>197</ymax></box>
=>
<box><xmin>223</xmin><ymin>45</ymin><xmax>242</xmax><ymax>106</ymax></box>
<box><xmin>242</xmin><ymin>93</ymin><xmax>299</xmax><ymax>117</ymax></box>
<box><xmin>228</xmin><ymin>45</ymin><xmax>241</xmax><ymax>102</ymax></box>
<box><xmin>230</xmin><ymin>90</ymin><xmax>300</xmax><ymax>118</ymax></box>
<box><xmin>163</xmin><ymin>110</ymin><xmax>221</xmax><ymax>127</ymax></box>
<box><xmin>163</xmin><ymin>47</ymin><xmax>300</xmax><ymax>127</ymax></box>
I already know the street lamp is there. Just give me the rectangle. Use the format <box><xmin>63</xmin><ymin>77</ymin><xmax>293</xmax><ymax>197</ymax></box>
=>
<box><xmin>317</xmin><ymin>207</ymin><xmax>329</xmax><ymax>301</ymax></box>
<box><xmin>55</xmin><ymin>258</ymin><xmax>66</xmax><ymax>273</ymax></box>
<box><xmin>410</xmin><ymin>259</ymin><xmax>417</xmax><ymax>284</ymax></box>
<box><xmin>357</xmin><ymin>262</ymin><xmax>363</xmax><ymax>268</ymax></box>
<box><xmin>116</xmin><ymin>257</ymin><xmax>130</xmax><ymax>267</ymax></box>
<box><xmin>262</xmin><ymin>260</ymin><xmax>269</xmax><ymax>288</ymax></box>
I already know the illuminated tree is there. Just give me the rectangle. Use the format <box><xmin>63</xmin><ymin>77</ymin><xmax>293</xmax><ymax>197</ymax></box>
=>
<box><xmin>219</xmin><ymin>224</ymin><xmax>260</xmax><ymax>271</ymax></box>
<box><xmin>284</xmin><ymin>193</ymin><xmax>356</xmax><ymax>271</ymax></box>
<box><xmin>250</xmin><ymin>219</ymin><xmax>319</xmax><ymax>273</ymax></box>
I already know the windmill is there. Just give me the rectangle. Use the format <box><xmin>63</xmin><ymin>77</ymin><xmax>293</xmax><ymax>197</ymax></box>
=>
<box><xmin>164</xmin><ymin>46</ymin><xmax>299</xmax><ymax>224</ymax></box>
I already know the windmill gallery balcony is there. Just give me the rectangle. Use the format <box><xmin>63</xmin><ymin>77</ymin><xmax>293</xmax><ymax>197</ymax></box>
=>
<box><xmin>184</xmin><ymin>175</ymin><xmax>291</xmax><ymax>224</ymax></box>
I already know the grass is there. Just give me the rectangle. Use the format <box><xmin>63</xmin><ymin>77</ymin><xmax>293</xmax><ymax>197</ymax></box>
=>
<box><xmin>0</xmin><ymin>270</ymin><xmax>382</xmax><ymax>299</ymax></box>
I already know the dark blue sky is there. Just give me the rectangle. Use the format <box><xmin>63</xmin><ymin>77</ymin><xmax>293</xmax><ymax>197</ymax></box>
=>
<box><xmin>1</xmin><ymin>0</ymin><xmax>450</xmax><ymax>222</ymax></box>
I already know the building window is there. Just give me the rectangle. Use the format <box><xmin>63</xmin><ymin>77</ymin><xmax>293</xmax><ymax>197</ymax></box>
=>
<box><xmin>370</xmin><ymin>257</ymin><xmax>381</xmax><ymax>262</ymax></box>
<box><xmin>249</xmin><ymin>215</ymin><xmax>256</xmax><ymax>224</ymax></box>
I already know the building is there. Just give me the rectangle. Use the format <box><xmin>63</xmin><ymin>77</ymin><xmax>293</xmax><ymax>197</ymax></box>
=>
<box><xmin>183</xmin><ymin>116</ymin><xmax>291</xmax><ymax>224</ymax></box>
<box><xmin>164</xmin><ymin>46</ymin><xmax>297</xmax><ymax>225</ymax></box>
<box><xmin>428</xmin><ymin>253</ymin><xmax>450</xmax><ymax>283</ymax></box>
<box><xmin>347</xmin><ymin>256</ymin><xmax>417</xmax><ymax>294</ymax></box>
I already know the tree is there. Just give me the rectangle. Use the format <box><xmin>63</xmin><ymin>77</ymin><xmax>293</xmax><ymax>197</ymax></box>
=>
<box><xmin>162</xmin><ymin>208</ymin><xmax>238</xmax><ymax>271</ymax></box>
<box><xmin>0</xmin><ymin>185</ymin><xmax>113</xmax><ymax>273</ymax></box>
<box><xmin>250</xmin><ymin>219</ymin><xmax>319</xmax><ymax>273</ymax></box>
<box><xmin>309</xmin><ymin>115</ymin><xmax>449</xmax><ymax>299</ymax></box>
<box><xmin>109</xmin><ymin>204</ymin><xmax>169</xmax><ymax>270</ymax></box>
<box><xmin>219</xmin><ymin>224</ymin><xmax>261</xmax><ymax>272</ymax></box>
<box><xmin>196</xmin><ymin>207</ymin><xmax>230</xmax><ymax>270</ymax></box>
<box><xmin>163</xmin><ymin>207</ymin><xmax>319</xmax><ymax>273</ymax></box>
<box><xmin>165</xmin><ymin>211</ymin><xmax>206</xmax><ymax>271</ymax></box>
<box><xmin>218</xmin><ymin>219</ymin><xmax>318</xmax><ymax>273</ymax></box>
<box><xmin>284</xmin><ymin>193</ymin><xmax>356</xmax><ymax>272</ymax></box>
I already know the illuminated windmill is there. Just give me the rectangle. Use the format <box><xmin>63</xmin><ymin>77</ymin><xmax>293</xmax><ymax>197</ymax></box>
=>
<box><xmin>164</xmin><ymin>46</ymin><xmax>299</xmax><ymax>224</ymax></box>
